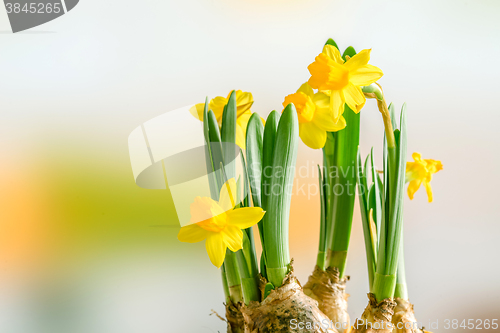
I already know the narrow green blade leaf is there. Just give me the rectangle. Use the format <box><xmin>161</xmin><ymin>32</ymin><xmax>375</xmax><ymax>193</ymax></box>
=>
<box><xmin>263</xmin><ymin>104</ymin><xmax>299</xmax><ymax>287</ymax></box>
<box><xmin>388</xmin><ymin>102</ymin><xmax>398</xmax><ymax>130</ymax></box>
<box><xmin>356</xmin><ymin>148</ymin><xmax>375</xmax><ymax>290</ymax></box>
<box><xmin>202</xmin><ymin>98</ymin><xmax>218</xmax><ymax>200</ymax></box>
<box><xmin>246</xmin><ymin>113</ymin><xmax>265</xmax><ymax>208</ymax></box>
<box><xmin>370</xmin><ymin>148</ymin><xmax>382</xmax><ymax>244</ymax></box>
<box><xmin>261</xmin><ymin>111</ymin><xmax>280</xmax><ymax>211</ymax></box>
<box><xmin>221</xmin><ymin>90</ymin><xmax>237</xmax><ymax>181</ymax></box>
<box><xmin>207</xmin><ymin>110</ymin><xmax>224</xmax><ymax>196</ymax></box>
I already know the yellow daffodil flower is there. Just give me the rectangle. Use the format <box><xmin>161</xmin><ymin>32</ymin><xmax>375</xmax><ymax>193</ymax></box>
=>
<box><xmin>177</xmin><ymin>178</ymin><xmax>265</xmax><ymax>268</ymax></box>
<box><xmin>283</xmin><ymin>83</ymin><xmax>346</xmax><ymax>149</ymax></box>
<box><xmin>190</xmin><ymin>90</ymin><xmax>256</xmax><ymax>149</ymax></box>
<box><xmin>307</xmin><ymin>45</ymin><xmax>384</xmax><ymax>122</ymax></box>
<box><xmin>406</xmin><ymin>152</ymin><xmax>443</xmax><ymax>202</ymax></box>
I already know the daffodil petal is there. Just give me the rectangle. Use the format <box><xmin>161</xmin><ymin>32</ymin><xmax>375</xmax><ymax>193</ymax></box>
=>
<box><xmin>330</xmin><ymin>90</ymin><xmax>344</xmax><ymax>122</ymax></box>
<box><xmin>343</xmin><ymin>84</ymin><xmax>366</xmax><ymax>114</ymax></box>
<box><xmin>236</xmin><ymin>110</ymin><xmax>252</xmax><ymax>149</ymax></box>
<box><xmin>314</xmin><ymin>110</ymin><xmax>346</xmax><ymax>132</ymax></box>
<box><xmin>210</xmin><ymin>96</ymin><xmax>227</xmax><ymax>123</ymax></box>
<box><xmin>234</xmin><ymin>91</ymin><xmax>254</xmax><ymax>116</ymax></box>
<box><xmin>322</xmin><ymin>45</ymin><xmax>344</xmax><ymax>64</ymax></box>
<box><xmin>349</xmin><ymin>64</ymin><xmax>384</xmax><ymax>86</ymax></box>
<box><xmin>423</xmin><ymin>181</ymin><xmax>433</xmax><ymax>203</ymax></box>
<box><xmin>311</xmin><ymin>91</ymin><xmax>329</xmax><ymax>109</ymax></box>
<box><xmin>226</xmin><ymin>207</ymin><xmax>265</xmax><ymax>229</ymax></box>
<box><xmin>190</xmin><ymin>196</ymin><xmax>225</xmax><ymax>224</ymax></box>
<box><xmin>236</xmin><ymin>125</ymin><xmax>246</xmax><ymax>150</ymax></box>
<box><xmin>407</xmin><ymin>179</ymin><xmax>422</xmax><ymax>200</ymax></box>
<box><xmin>312</xmin><ymin>92</ymin><xmax>346</xmax><ymax>131</ymax></box>
<box><xmin>297</xmin><ymin>82</ymin><xmax>314</xmax><ymax>97</ymax></box>
<box><xmin>412</xmin><ymin>152</ymin><xmax>423</xmax><ymax>163</ymax></box>
<box><xmin>299</xmin><ymin>122</ymin><xmax>327</xmax><ymax>149</ymax></box>
<box><xmin>222</xmin><ymin>225</ymin><xmax>244</xmax><ymax>252</ymax></box>
<box><xmin>178</xmin><ymin>224</ymin><xmax>210</xmax><ymax>243</ymax></box>
<box><xmin>219</xmin><ymin>178</ymin><xmax>238</xmax><ymax>212</ymax></box>
<box><xmin>344</xmin><ymin>49</ymin><xmax>371</xmax><ymax>70</ymax></box>
<box><xmin>189</xmin><ymin>103</ymin><xmax>205</xmax><ymax>121</ymax></box>
<box><xmin>206</xmin><ymin>233</ymin><xmax>227</xmax><ymax>268</ymax></box>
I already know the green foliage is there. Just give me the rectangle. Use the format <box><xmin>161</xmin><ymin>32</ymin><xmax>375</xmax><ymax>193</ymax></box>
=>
<box><xmin>325</xmin><ymin>38</ymin><xmax>339</xmax><ymax>50</ymax></box>
<box><xmin>262</xmin><ymin>104</ymin><xmax>299</xmax><ymax>288</ymax></box>
<box><xmin>372</xmin><ymin>104</ymin><xmax>408</xmax><ymax>301</ymax></box>
<box><xmin>326</xmin><ymin>104</ymin><xmax>361</xmax><ymax>278</ymax></box>
<box><xmin>342</xmin><ymin>46</ymin><xmax>356</xmax><ymax>60</ymax></box>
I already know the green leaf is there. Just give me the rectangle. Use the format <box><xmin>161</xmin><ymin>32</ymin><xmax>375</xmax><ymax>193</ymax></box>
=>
<box><xmin>263</xmin><ymin>282</ymin><xmax>274</xmax><ymax>299</ymax></box>
<box><xmin>327</xmin><ymin>105</ymin><xmax>361</xmax><ymax>277</ymax></box>
<box><xmin>318</xmin><ymin>165</ymin><xmax>327</xmax><ymax>254</ymax></box>
<box><xmin>261</xmin><ymin>111</ymin><xmax>280</xmax><ymax>212</ymax></box>
<box><xmin>342</xmin><ymin>46</ymin><xmax>356</xmax><ymax>61</ymax></box>
<box><xmin>202</xmin><ymin>98</ymin><xmax>218</xmax><ymax>200</ymax></box>
<box><xmin>388</xmin><ymin>102</ymin><xmax>398</xmax><ymax>130</ymax></box>
<box><xmin>207</xmin><ymin>110</ymin><xmax>224</xmax><ymax>196</ymax></box>
<box><xmin>325</xmin><ymin>38</ymin><xmax>339</xmax><ymax>50</ymax></box>
<box><xmin>259</xmin><ymin>110</ymin><xmax>279</xmax><ymax>278</ymax></box>
<box><xmin>370</xmin><ymin>148</ymin><xmax>382</xmax><ymax>244</ymax></box>
<box><xmin>241</xmin><ymin>154</ymin><xmax>250</xmax><ymax>207</ymax></box>
<box><xmin>221</xmin><ymin>90</ymin><xmax>237</xmax><ymax>181</ymax></box>
<box><xmin>260</xmin><ymin>251</ymin><xmax>267</xmax><ymax>279</ymax></box>
<box><xmin>246</xmin><ymin>113</ymin><xmax>264</xmax><ymax>208</ymax></box>
<box><xmin>356</xmin><ymin>148</ymin><xmax>375</xmax><ymax>290</ymax></box>
<box><xmin>263</xmin><ymin>104</ymin><xmax>299</xmax><ymax>288</ymax></box>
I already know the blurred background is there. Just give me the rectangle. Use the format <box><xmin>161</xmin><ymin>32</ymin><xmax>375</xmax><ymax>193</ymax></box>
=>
<box><xmin>1</xmin><ymin>0</ymin><xmax>499</xmax><ymax>332</ymax></box>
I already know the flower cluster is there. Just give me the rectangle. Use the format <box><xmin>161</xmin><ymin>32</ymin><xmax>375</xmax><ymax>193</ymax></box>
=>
<box><xmin>283</xmin><ymin>44</ymin><xmax>383</xmax><ymax>149</ymax></box>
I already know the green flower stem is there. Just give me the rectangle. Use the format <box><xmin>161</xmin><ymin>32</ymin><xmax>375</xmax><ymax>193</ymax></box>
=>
<box><xmin>221</xmin><ymin>263</ymin><xmax>231</xmax><ymax>304</ymax></box>
<box><xmin>326</xmin><ymin>107</ymin><xmax>360</xmax><ymax>278</ymax></box>
<box><xmin>395</xmin><ymin>236</ymin><xmax>409</xmax><ymax>300</ymax></box>
<box><xmin>316</xmin><ymin>252</ymin><xmax>327</xmax><ymax>271</ymax></box>
<box><xmin>225</xmin><ymin>249</ymin><xmax>243</xmax><ymax>304</ymax></box>
<box><xmin>267</xmin><ymin>267</ymin><xmax>289</xmax><ymax>288</ymax></box>
<box><xmin>372</xmin><ymin>105</ymin><xmax>407</xmax><ymax>302</ymax></box>
<box><xmin>372</xmin><ymin>272</ymin><xmax>397</xmax><ymax>301</ymax></box>
<box><xmin>356</xmin><ymin>151</ymin><xmax>376</xmax><ymax>292</ymax></box>
<box><xmin>362</xmin><ymin>84</ymin><xmax>396</xmax><ymax>149</ymax></box>
<box><xmin>328</xmin><ymin>250</ymin><xmax>348</xmax><ymax>275</ymax></box>
<box><xmin>236</xmin><ymin>249</ymin><xmax>260</xmax><ymax>304</ymax></box>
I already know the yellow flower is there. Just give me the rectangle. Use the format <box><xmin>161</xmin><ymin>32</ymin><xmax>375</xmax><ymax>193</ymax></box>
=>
<box><xmin>307</xmin><ymin>45</ymin><xmax>384</xmax><ymax>122</ymax></box>
<box><xmin>406</xmin><ymin>152</ymin><xmax>443</xmax><ymax>202</ymax></box>
<box><xmin>283</xmin><ymin>83</ymin><xmax>346</xmax><ymax>149</ymax></box>
<box><xmin>190</xmin><ymin>90</ymin><xmax>254</xmax><ymax>149</ymax></box>
<box><xmin>177</xmin><ymin>178</ymin><xmax>265</xmax><ymax>268</ymax></box>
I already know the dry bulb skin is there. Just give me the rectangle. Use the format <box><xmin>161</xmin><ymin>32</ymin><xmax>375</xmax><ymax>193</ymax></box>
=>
<box><xmin>241</xmin><ymin>267</ymin><xmax>338</xmax><ymax>333</ymax></box>
<box><xmin>303</xmin><ymin>266</ymin><xmax>350</xmax><ymax>333</ymax></box>
<box><xmin>225</xmin><ymin>301</ymin><xmax>245</xmax><ymax>333</ymax></box>
<box><xmin>391</xmin><ymin>298</ymin><xmax>429</xmax><ymax>333</ymax></box>
<box><xmin>351</xmin><ymin>293</ymin><xmax>396</xmax><ymax>333</ymax></box>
